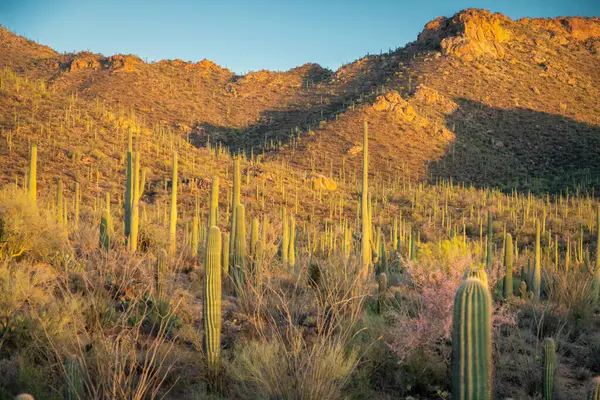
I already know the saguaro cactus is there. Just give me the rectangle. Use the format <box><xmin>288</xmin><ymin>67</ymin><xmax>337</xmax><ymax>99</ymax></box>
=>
<box><xmin>588</xmin><ymin>377</ymin><xmax>600</xmax><ymax>400</ymax></box>
<box><xmin>28</xmin><ymin>143</ymin><xmax>37</xmax><ymax>206</ymax></box>
<box><xmin>534</xmin><ymin>219</ymin><xmax>541</xmax><ymax>301</ymax></box>
<box><xmin>57</xmin><ymin>179</ymin><xmax>64</xmax><ymax>225</ymax></box>
<box><xmin>169</xmin><ymin>151</ymin><xmax>178</xmax><ymax>255</ymax></box>
<box><xmin>504</xmin><ymin>233</ymin><xmax>514</xmax><ymax>298</ymax></box>
<box><xmin>229</xmin><ymin>158</ymin><xmax>241</xmax><ymax>261</ymax></box>
<box><xmin>124</xmin><ymin>129</ymin><xmax>133</xmax><ymax>239</ymax></box>
<box><xmin>281</xmin><ymin>207</ymin><xmax>289</xmax><ymax>270</ymax></box>
<box><xmin>64</xmin><ymin>355</ymin><xmax>83</xmax><ymax>400</ymax></box>
<box><xmin>203</xmin><ymin>226</ymin><xmax>222</xmax><ymax>374</ymax></box>
<box><xmin>100</xmin><ymin>209</ymin><xmax>112</xmax><ymax>252</ymax></box>
<box><xmin>543</xmin><ymin>338</ymin><xmax>556</xmax><ymax>400</ymax></box>
<box><xmin>377</xmin><ymin>272</ymin><xmax>387</xmax><ymax>314</ymax></box>
<box><xmin>289</xmin><ymin>215</ymin><xmax>296</xmax><ymax>275</ymax></box>
<box><xmin>155</xmin><ymin>248</ymin><xmax>168</xmax><ymax>302</ymax></box>
<box><xmin>129</xmin><ymin>152</ymin><xmax>146</xmax><ymax>252</ymax></box>
<box><xmin>209</xmin><ymin>175</ymin><xmax>219</xmax><ymax>227</ymax></box>
<box><xmin>232</xmin><ymin>204</ymin><xmax>246</xmax><ymax>296</ymax></box>
<box><xmin>452</xmin><ymin>278</ymin><xmax>492</xmax><ymax>400</ymax></box>
<box><xmin>361</xmin><ymin>119</ymin><xmax>371</xmax><ymax>277</ymax></box>
<box><xmin>222</xmin><ymin>232</ymin><xmax>230</xmax><ymax>277</ymax></box>
<box><xmin>486</xmin><ymin>211</ymin><xmax>493</xmax><ymax>268</ymax></box>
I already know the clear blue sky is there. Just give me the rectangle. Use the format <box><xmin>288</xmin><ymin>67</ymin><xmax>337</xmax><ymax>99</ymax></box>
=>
<box><xmin>0</xmin><ymin>0</ymin><xmax>598</xmax><ymax>74</ymax></box>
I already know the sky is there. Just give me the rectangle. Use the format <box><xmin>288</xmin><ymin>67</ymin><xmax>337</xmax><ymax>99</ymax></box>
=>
<box><xmin>0</xmin><ymin>0</ymin><xmax>598</xmax><ymax>74</ymax></box>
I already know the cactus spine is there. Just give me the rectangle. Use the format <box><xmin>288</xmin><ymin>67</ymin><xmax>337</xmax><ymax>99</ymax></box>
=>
<box><xmin>504</xmin><ymin>233</ymin><xmax>513</xmax><ymax>298</ymax></box>
<box><xmin>543</xmin><ymin>338</ymin><xmax>556</xmax><ymax>400</ymax></box>
<box><xmin>203</xmin><ymin>226</ymin><xmax>222</xmax><ymax>374</ymax></box>
<box><xmin>27</xmin><ymin>143</ymin><xmax>37</xmax><ymax>206</ymax></box>
<box><xmin>232</xmin><ymin>204</ymin><xmax>246</xmax><ymax>296</ymax></box>
<box><xmin>452</xmin><ymin>278</ymin><xmax>492</xmax><ymax>400</ymax></box>
<box><xmin>169</xmin><ymin>151</ymin><xmax>178</xmax><ymax>256</ymax></box>
<box><xmin>361</xmin><ymin>119</ymin><xmax>370</xmax><ymax>277</ymax></box>
<box><xmin>534</xmin><ymin>219</ymin><xmax>541</xmax><ymax>301</ymax></box>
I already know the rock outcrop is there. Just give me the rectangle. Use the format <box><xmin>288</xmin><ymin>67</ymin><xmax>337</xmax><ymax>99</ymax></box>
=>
<box><xmin>418</xmin><ymin>9</ymin><xmax>512</xmax><ymax>61</ymax></box>
<box><xmin>372</xmin><ymin>90</ymin><xmax>416</xmax><ymax>121</ymax></box>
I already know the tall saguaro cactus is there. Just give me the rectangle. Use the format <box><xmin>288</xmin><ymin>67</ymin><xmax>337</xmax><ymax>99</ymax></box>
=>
<box><xmin>124</xmin><ymin>129</ymin><xmax>133</xmax><ymax>239</ymax></box>
<box><xmin>209</xmin><ymin>175</ymin><xmax>219</xmax><ymax>227</ymax></box>
<box><xmin>504</xmin><ymin>233</ymin><xmax>514</xmax><ymax>298</ymax></box>
<box><xmin>229</xmin><ymin>157</ymin><xmax>241</xmax><ymax>262</ymax></box>
<box><xmin>232</xmin><ymin>203</ymin><xmax>246</xmax><ymax>296</ymax></box>
<box><xmin>169</xmin><ymin>151</ymin><xmax>178</xmax><ymax>256</ymax></box>
<box><xmin>28</xmin><ymin>143</ymin><xmax>37</xmax><ymax>206</ymax></box>
<box><xmin>282</xmin><ymin>207</ymin><xmax>289</xmax><ymax>270</ymax></box>
<box><xmin>486</xmin><ymin>211</ymin><xmax>493</xmax><ymax>268</ymax></box>
<box><xmin>361</xmin><ymin>119</ymin><xmax>371</xmax><ymax>277</ymax></box>
<box><xmin>129</xmin><ymin>151</ymin><xmax>146</xmax><ymax>252</ymax></box>
<box><xmin>543</xmin><ymin>338</ymin><xmax>556</xmax><ymax>400</ymax></box>
<box><xmin>203</xmin><ymin>226</ymin><xmax>222</xmax><ymax>374</ymax></box>
<box><xmin>452</xmin><ymin>278</ymin><xmax>492</xmax><ymax>400</ymax></box>
<box><xmin>534</xmin><ymin>219</ymin><xmax>541</xmax><ymax>301</ymax></box>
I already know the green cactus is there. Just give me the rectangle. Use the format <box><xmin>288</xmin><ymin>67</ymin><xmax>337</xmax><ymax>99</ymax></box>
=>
<box><xmin>57</xmin><ymin>179</ymin><xmax>64</xmax><ymax>225</ymax></box>
<box><xmin>99</xmin><ymin>208</ymin><xmax>112</xmax><ymax>252</ymax></box>
<box><xmin>129</xmin><ymin>151</ymin><xmax>146</xmax><ymax>252</ymax></box>
<box><xmin>409</xmin><ymin>230</ymin><xmax>416</xmax><ymax>261</ymax></box>
<box><xmin>289</xmin><ymin>215</ymin><xmax>296</xmax><ymax>276</ymax></box>
<box><xmin>520</xmin><ymin>281</ymin><xmax>528</xmax><ymax>300</ymax></box>
<box><xmin>209</xmin><ymin>175</ymin><xmax>219</xmax><ymax>227</ymax></box>
<box><xmin>250</xmin><ymin>217</ymin><xmax>259</xmax><ymax>279</ymax></box>
<box><xmin>587</xmin><ymin>377</ymin><xmax>600</xmax><ymax>400</ymax></box>
<box><xmin>377</xmin><ymin>272</ymin><xmax>387</xmax><ymax>314</ymax></box>
<box><xmin>452</xmin><ymin>278</ymin><xmax>492</xmax><ymax>400</ymax></box>
<box><xmin>27</xmin><ymin>143</ymin><xmax>37</xmax><ymax>206</ymax></box>
<box><xmin>534</xmin><ymin>219</ymin><xmax>541</xmax><ymax>301</ymax></box>
<box><xmin>203</xmin><ymin>226</ymin><xmax>222</xmax><ymax>374</ymax></box>
<box><xmin>124</xmin><ymin>129</ymin><xmax>133</xmax><ymax>239</ymax></box>
<box><xmin>486</xmin><ymin>211</ymin><xmax>493</xmax><ymax>268</ymax></box>
<box><xmin>230</xmin><ymin>158</ymin><xmax>241</xmax><ymax>260</ymax></box>
<box><xmin>64</xmin><ymin>355</ymin><xmax>83</xmax><ymax>400</ymax></box>
<box><xmin>222</xmin><ymin>232</ymin><xmax>230</xmax><ymax>278</ymax></box>
<box><xmin>282</xmin><ymin>207</ymin><xmax>289</xmax><ymax>271</ymax></box>
<box><xmin>361</xmin><ymin>119</ymin><xmax>371</xmax><ymax>277</ymax></box>
<box><xmin>169</xmin><ymin>151</ymin><xmax>178</xmax><ymax>255</ymax></box>
<box><xmin>232</xmin><ymin>204</ymin><xmax>246</xmax><ymax>296</ymax></box>
<box><xmin>192</xmin><ymin>212</ymin><xmax>199</xmax><ymax>257</ymax></box>
<box><xmin>463</xmin><ymin>265</ymin><xmax>489</xmax><ymax>288</ymax></box>
<box><xmin>504</xmin><ymin>233</ymin><xmax>513</xmax><ymax>298</ymax></box>
<box><xmin>543</xmin><ymin>337</ymin><xmax>556</xmax><ymax>400</ymax></box>
<box><xmin>74</xmin><ymin>182</ymin><xmax>80</xmax><ymax>230</ymax></box>
<box><xmin>155</xmin><ymin>248</ymin><xmax>168</xmax><ymax>302</ymax></box>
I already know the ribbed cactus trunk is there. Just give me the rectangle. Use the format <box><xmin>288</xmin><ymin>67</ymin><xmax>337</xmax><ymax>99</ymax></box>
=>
<box><xmin>588</xmin><ymin>377</ymin><xmax>600</xmax><ymax>400</ymax></box>
<box><xmin>222</xmin><ymin>232</ymin><xmax>230</xmax><ymax>277</ymax></box>
<box><xmin>229</xmin><ymin>158</ymin><xmax>241</xmax><ymax>264</ymax></box>
<box><xmin>27</xmin><ymin>143</ymin><xmax>37</xmax><ymax>206</ymax></box>
<box><xmin>534</xmin><ymin>219</ymin><xmax>541</xmax><ymax>301</ymax></box>
<box><xmin>282</xmin><ymin>207</ymin><xmax>289</xmax><ymax>271</ymax></box>
<box><xmin>64</xmin><ymin>355</ymin><xmax>83</xmax><ymax>400</ymax></box>
<box><xmin>377</xmin><ymin>272</ymin><xmax>387</xmax><ymax>314</ymax></box>
<box><xmin>232</xmin><ymin>204</ymin><xmax>246</xmax><ymax>297</ymax></box>
<box><xmin>543</xmin><ymin>338</ymin><xmax>556</xmax><ymax>400</ymax></box>
<box><xmin>361</xmin><ymin>119</ymin><xmax>370</xmax><ymax>278</ymax></box>
<box><xmin>100</xmin><ymin>209</ymin><xmax>111</xmax><ymax>252</ymax></box>
<box><xmin>250</xmin><ymin>217</ymin><xmax>259</xmax><ymax>280</ymax></box>
<box><xmin>155</xmin><ymin>248</ymin><xmax>168</xmax><ymax>302</ymax></box>
<box><xmin>74</xmin><ymin>182</ymin><xmax>80</xmax><ymax>230</ymax></box>
<box><xmin>209</xmin><ymin>175</ymin><xmax>219</xmax><ymax>227</ymax></box>
<box><xmin>289</xmin><ymin>215</ymin><xmax>296</xmax><ymax>276</ymax></box>
<box><xmin>203</xmin><ymin>226</ymin><xmax>222</xmax><ymax>374</ymax></box>
<box><xmin>57</xmin><ymin>179</ymin><xmax>64</xmax><ymax>225</ymax></box>
<box><xmin>504</xmin><ymin>233</ymin><xmax>514</xmax><ymax>298</ymax></box>
<box><xmin>452</xmin><ymin>278</ymin><xmax>492</xmax><ymax>400</ymax></box>
<box><xmin>192</xmin><ymin>213</ymin><xmax>199</xmax><ymax>257</ymax></box>
<box><xmin>486</xmin><ymin>211</ymin><xmax>493</xmax><ymax>268</ymax></box>
<box><xmin>124</xmin><ymin>129</ymin><xmax>133</xmax><ymax>240</ymax></box>
<box><xmin>129</xmin><ymin>152</ymin><xmax>146</xmax><ymax>252</ymax></box>
<box><xmin>594</xmin><ymin>207</ymin><xmax>600</xmax><ymax>302</ymax></box>
<box><xmin>169</xmin><ymin>151</ymin><xmax>178</xmax><ymax>256</ymax></box>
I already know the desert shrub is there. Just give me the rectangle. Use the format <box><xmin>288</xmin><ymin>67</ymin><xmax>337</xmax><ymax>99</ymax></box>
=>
<box><xmin>0</xmin><ymin>187</ymin><xmax>68</xmax><ymax>260</ymax></box>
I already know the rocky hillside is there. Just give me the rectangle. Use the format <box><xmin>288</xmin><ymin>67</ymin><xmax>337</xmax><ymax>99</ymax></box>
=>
<box><xmin>1</xmin><ymin>9</ymin><xmax>600</xmax><ymax>195</ymax></box>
